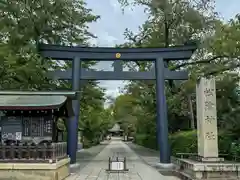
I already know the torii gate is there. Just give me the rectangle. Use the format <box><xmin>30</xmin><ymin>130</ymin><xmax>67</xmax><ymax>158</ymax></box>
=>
<box><xmin>39</xmin><ymin>44</ymin><xmax>196</xmax><ymax>165</ymax></box>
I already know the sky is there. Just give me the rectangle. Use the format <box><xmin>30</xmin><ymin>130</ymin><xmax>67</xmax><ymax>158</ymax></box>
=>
<box><xmin>85</xmin><ymin>0</ymin><xmax>240</xmax><ymax>99</ymax></box>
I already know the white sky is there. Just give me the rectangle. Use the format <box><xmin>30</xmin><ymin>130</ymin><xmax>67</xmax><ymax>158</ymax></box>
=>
<box><xmin>85</xmin><ymin>0</ymin><xmax>240</xmax><ymax>98</ymax></box>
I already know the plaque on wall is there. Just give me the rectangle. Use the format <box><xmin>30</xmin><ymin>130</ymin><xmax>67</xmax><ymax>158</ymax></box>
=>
<box><xmin>15</xmin><ymin>132</ymin><xmax>22</xmax><ymax>140</ymax></box>
<box><xmin>1</xmin><ymin>116</ymin><xmax>22</xmax><ymax>141</ymax></box>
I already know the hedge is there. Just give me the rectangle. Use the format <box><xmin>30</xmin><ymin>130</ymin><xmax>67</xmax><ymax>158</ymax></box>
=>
<box><xmin>62</xmin><ymin>131</ymin><xmax>98</xmax><ymax>148</ymax></box>
<box><xmin>135</xmin><ymin>130</ymin><xmax>236</xmax><ymax>157</ymax></box>
<box><xmin>169</xmin><ymin>130</ymin><xmax>197</xmax><ymax>155</ymax></box>
<box><xmin>134</xmin><ymin>133</ymin><xmax>158</xmax><ymax>150</ymax></box>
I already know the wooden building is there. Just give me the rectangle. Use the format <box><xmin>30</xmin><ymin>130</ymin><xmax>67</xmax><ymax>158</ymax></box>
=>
<box><xmin>108</xmin><ymin>123</ymin><xmax>123</xmax><ymax>137</ymax></box>
<box><xmin>0</xmin><ymin>91</ymin><xmax>77</xmax><ymax>163</ymax></box>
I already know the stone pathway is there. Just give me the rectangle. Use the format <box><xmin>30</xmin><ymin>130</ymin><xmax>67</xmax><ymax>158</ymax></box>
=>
<box><xmin>70</xmin><ymin>141</ymin><xmax>109</xmax><ymax>174</ymax></box>
<box><xmin>66</xmin><ymin>138</ymin><xmax>179</xmax><ymax>180</ymax></box>
<box><xmin>125</xmin><ymin>142</ymin><xmax>161</xmax><ymax>167</ymax></box>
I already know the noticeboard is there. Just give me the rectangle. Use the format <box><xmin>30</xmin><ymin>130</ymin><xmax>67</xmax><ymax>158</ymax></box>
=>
<box><xmin>106</xmin><ymin>157</ymin><xmax>128</xmax><ymax>173</ymax></box>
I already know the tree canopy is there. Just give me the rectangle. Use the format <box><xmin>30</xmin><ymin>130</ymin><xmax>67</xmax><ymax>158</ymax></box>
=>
<box><xmin>0</xmin><ymin>0</ymin><xmax>112</xmax><ymax>147</ymax></box>
<box><xmin>110</xmin><ymin>0</ymin><xmax>240</xmax><ymax>154</ymax></box>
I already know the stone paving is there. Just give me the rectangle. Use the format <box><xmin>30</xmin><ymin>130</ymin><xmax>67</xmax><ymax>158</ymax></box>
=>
<box><xmin>66</xmin><ymin>138</ymin><xmax>180</xmax><ymax>180</ymax></box>
<box><xmin>70</xmin><ymin>141</ymin><xmax>109</xmax><ymax>174</ymax></box>
<box><xmin>126</xmin><ymin>142</ymin><xmax>161</xmax><ymax>167</ymax></box>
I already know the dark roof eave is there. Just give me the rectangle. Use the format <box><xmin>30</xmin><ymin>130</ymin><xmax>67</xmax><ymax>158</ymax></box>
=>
<box><xmin>0</xmin><ymin>91</ymin><xmax>77</xmax><ymax>117</ymax></box>
<box><xmin>0</xmin><ymin>105</ymin><xmax>62</xmax><ymax>110</ymax></box>
<box><xmin>0</xmin><ymin>91</ymin><xmax>79</xmax><ymax>100</ymax></box>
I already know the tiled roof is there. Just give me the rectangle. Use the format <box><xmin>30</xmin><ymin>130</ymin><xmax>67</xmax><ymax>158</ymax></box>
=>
<box><xmin>0</xmin><ymin>95</ymin><xmax>66</xmax><ymax>108</ymax></box>
<box><xmin>108</xmin><ymin>123</ymin><xmax>123</xmax><ymax>132</ymax></box>
<box><xmin>0</xmin><ymin>91</ymin><xmax>77</xmax><ymax>111</ymax></box>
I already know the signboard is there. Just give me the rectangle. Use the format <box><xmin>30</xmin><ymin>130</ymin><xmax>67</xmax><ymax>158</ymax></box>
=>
<box><xmin>106</xmin><ymin>157</ymin><xmax>128</xmax><ymax>173</ymax></box>
<box><xmin>111</xmin><ymin>161</ymin><xmax>124</xmax><ymax>171</ymax></box>
<box><xmin>15</xmin><ymin>132</ymin><xmax>22</xmax><ymax>140</ymax></box>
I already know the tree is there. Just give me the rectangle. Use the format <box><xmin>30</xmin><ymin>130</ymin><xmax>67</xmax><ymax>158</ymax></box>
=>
<box><xmin>112</xmin><ymin>0</ymin><xmax>240</xmax><ymax>150</ymax></box>
<box><xmin>0</xmin><ymin>0</ymin><xmax>113</xmax><ymax>147</ymax></box>
<box><xmin>203</xmin><ymin>15</ymin><xmax>240</xmax><ymax>75</ymax></box>
<box><xmin>0</xmin><ymin>0</ymin><xmax>98</xmax><ymax>46</ymax></box>
<box><xmin>0</xmin><ymin>0</ymin><xmax>99</xmax><ymax>90</ymax></box>
<box><xmin>80</xmin><ymin>83</ymin><xmax>113</xmax><ymax>146</ymax></box>
<box><xmin>112</xmin><ymin>94</ymin><xmax>138</xmax><ymax>136</ymax></box>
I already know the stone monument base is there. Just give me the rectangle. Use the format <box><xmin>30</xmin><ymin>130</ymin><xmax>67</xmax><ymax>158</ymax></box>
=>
<box><xmin>199</xmin><ymin>157</ymin><xmax>224</xmax><ymax>162</ymax></box>
<box><xmin>0</xmin><ymin>158</ymin><xmax>70</xmax><ymax>180</ymax></box>
<box><xmin>173</xmin><ymin>158</ymin><xmax>240</xmax><ymax>179</ymax></box>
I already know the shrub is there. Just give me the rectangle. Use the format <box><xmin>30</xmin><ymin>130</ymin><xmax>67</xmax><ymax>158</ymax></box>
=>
<box><xmin>134</xmin><ymin>133</ymin><xmax>158</xmax><ymax>150</ymax></box>
<box><xmin>169</xmin><ymin>130</ymin><xmax>198</xmax><ymax>155</ymax></box>
<box><xmin>134</xmin><ymin>134</ymin><xmax>146</xmax><ymax>146</ymax></box>
<box><xmin>82</xmin><ymin>136</ymin><xmax>91</xmax><ymax>148</ymax></box>
<box><xmin>218</xmin><ymin>131</ymin><xmax>233</xmax><ymax>154</ymax></box>
<box><xmin>169</xmin><ymin>130</ymin><xmax>235</xmax><ymax>157</ymax></box>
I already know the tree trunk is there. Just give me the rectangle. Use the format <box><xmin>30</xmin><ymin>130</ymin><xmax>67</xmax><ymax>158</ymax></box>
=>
<box><xmin>188</xmin><ymin>95</ymin><xmax>195</xmax><ymax>129</ymax></box>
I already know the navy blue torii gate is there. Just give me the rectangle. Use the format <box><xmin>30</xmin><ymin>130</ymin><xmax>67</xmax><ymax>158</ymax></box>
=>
<box><xmin>39</xmin><ymin>44</ymin><xmax>196</xmax><ymax>165</ymax></box>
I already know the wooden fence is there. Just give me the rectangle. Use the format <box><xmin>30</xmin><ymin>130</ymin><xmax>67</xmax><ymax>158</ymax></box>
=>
<box><xmin>0</xmin><ymin>142</ymin><xmax>67</xmax><ymax>163</ymax></box>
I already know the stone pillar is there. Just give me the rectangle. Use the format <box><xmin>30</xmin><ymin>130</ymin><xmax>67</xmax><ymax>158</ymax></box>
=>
<box><xmin>196</xmin><ymin>77</ymin><xmax>223</xmax><ymax>162</ymax></box>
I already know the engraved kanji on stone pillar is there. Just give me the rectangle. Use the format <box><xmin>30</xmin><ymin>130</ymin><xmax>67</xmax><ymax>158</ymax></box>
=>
<box><xmin>196</xmin><ymin>77</ymin><xmax>223</xmax><ymax>162</ymax></box>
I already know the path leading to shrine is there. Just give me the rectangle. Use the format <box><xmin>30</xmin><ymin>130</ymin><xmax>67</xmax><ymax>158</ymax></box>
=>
<box><xmin>67</xmin><ymin>137</ymin><xmax>179</xmax><ymax>180</ymax></box>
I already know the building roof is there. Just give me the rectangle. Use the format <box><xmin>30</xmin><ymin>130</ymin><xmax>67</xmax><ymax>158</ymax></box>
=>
<box><xmin>0</xmin><ymin>91</ymin><xmax>78</xmax><ymax>115</ymax></box>
<box><xmin>0</xmin><ymin>91</ymin><xmax>78</xmax><ymax>97</ymax></box>
<box><xmin>108</xmin><ymin>123</ymin><xmax>123</xmax><ymax>132</ymax></box>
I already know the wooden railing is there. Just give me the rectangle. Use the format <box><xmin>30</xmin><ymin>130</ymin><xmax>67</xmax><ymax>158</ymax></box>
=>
<box><xmin>0</xmin><ymin>142</ymin><xmax>67</xmax><ymax>163</ymax></box>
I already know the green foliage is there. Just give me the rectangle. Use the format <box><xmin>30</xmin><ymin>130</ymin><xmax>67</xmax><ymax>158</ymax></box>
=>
<box><xmin>82</xmin><ymin>136</ymin><xmax>92</xmax><ymax>148</ymax></box>
<box><xmin>120</xmin><ymin>0</ymin><xmax>217</xmax><ymax>47</ymax></box>
<box><xmin>169</xmin><ymin>130</ymin><xmax>198</xmax><ymax>155</ymax></box>
<box><xmin>218</xmin><ymin>131</ymin><xmax>233</xmax><ymax>154</ymax></box>
<box><xmin>0</xmin><ymin>0</ymin><xmax>99</xmax><ymax>46</ymax></box>
<box><xmin>112</xmin><ymin>94</ymin><xmax>138</xmax><ymax>135</ymax></box>
<box><xmin>169</xmin><ymin>130</ymin><xmax>236</xmax><ymax>158</ymax></box>
<box><xmin>0</xmin><ymin>0</ymin><xmax>99</xmax><ymax>90</ymax></box>
<box><xmin>79</xmin><ymin>83</ymin><xmax>113</xmax><ymax>147</ymax></box>
<box><xmin>134</xmin><ymin>130</ymin><xmax>235</xmax><ymax>157</ymax></box>
<box><xmin>112</xmin><ymin>0</ymin><xmax>240</xmax><ymax>156</ymax></box>
<box><xmin>0</xmin><ymin>0</ymin><xmax>112</xmax><ymax>148</ymax></box>
<box><xmin>134</xmin><ymin>133</ymin><xmax>158</xmax><ymax>150</ymax></box>
<box><xmin>230</xmin><ymin>143</ymin><xmax>240</xmax><ymax>158</ymax></box>
<box><xmin>81</xmin><ymin>104</ymin><xmax>113</xmax><ymax>147</ymax></box>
